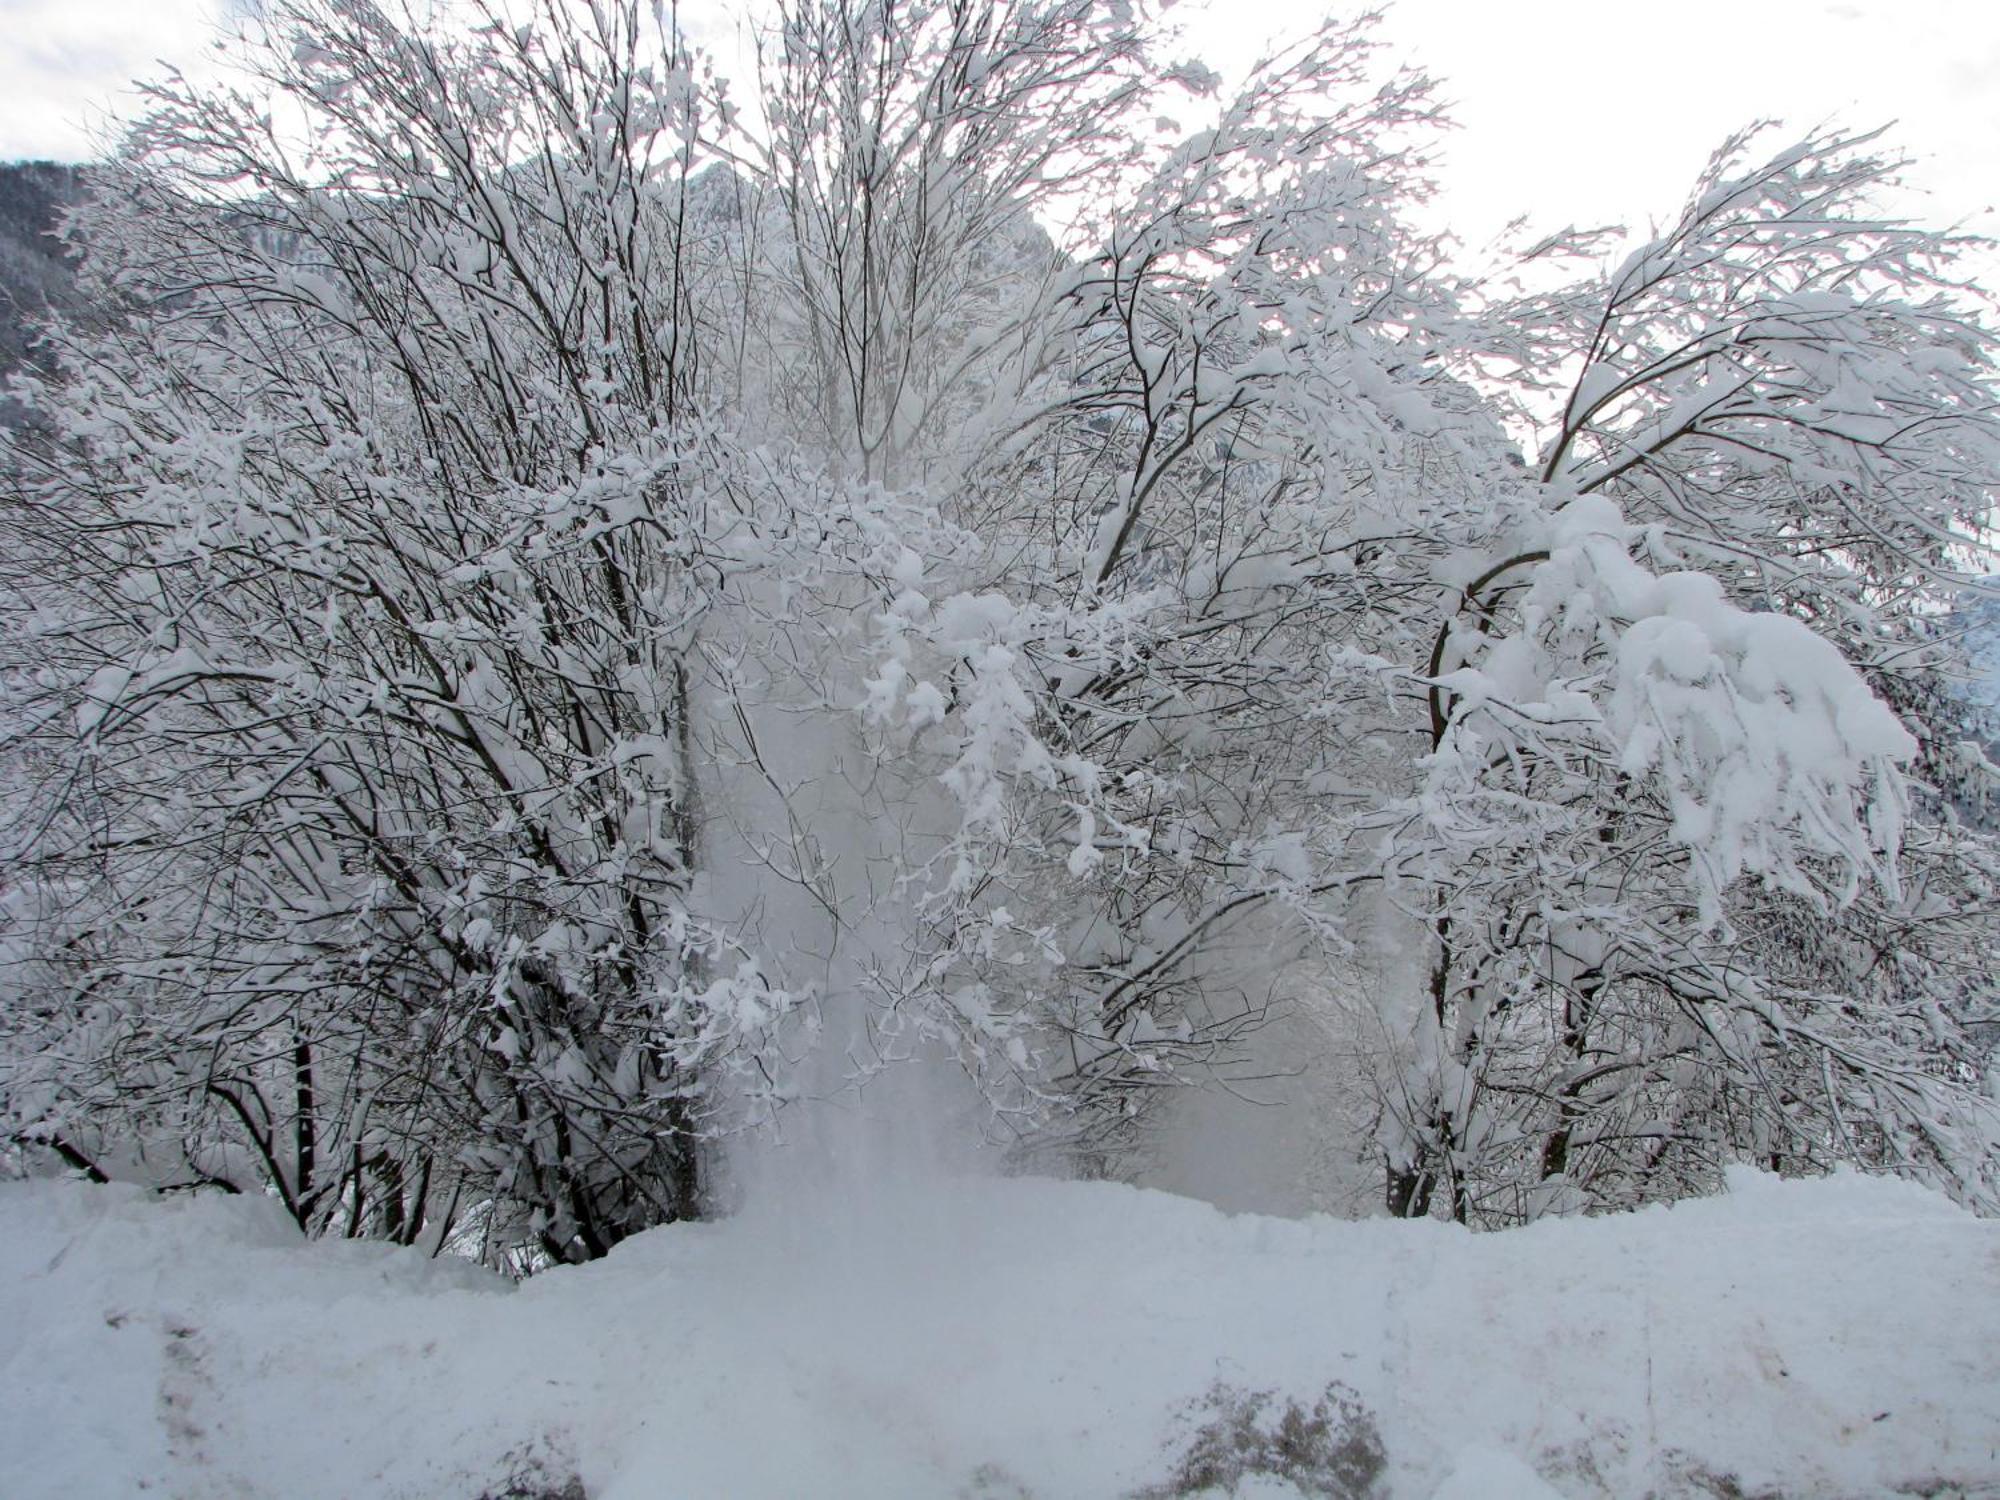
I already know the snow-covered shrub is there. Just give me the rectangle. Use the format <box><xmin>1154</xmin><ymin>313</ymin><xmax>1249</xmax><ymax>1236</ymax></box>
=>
<box><xmin>3</xmin><ymin>0</ymin><xmax>1997</xmax><ymax>1249</ymax></box>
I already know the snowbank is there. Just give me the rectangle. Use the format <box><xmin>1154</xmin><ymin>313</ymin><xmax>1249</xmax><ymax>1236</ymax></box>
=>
<box><xmin>1</xmin><ymin>1167</ymin><xmax>1994</xmax><ymax>1498</ymax></box>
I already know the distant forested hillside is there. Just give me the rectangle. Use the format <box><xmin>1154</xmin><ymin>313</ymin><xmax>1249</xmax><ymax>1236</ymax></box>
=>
<box><xmin>0</xmin><ymin>161</ymin><xmax>85</xmax><ymax>373</ymax></box>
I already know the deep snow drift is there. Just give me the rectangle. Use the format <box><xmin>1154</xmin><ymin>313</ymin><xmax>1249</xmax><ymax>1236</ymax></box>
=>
<box><xmin>1</xmin><ymin>1167</ymin><xmax>1995</xmax><ymax>1499</ymax></box>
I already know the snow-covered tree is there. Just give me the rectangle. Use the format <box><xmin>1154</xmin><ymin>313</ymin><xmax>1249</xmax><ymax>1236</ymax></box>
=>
<box><xmin>857</xmin><ymin>16</ymin><xmax>1495</xmax><ymax>1166</ymax></box>
<box><xmin>0</xmin><ymin>0</ymin><xmax>808</xmax><ymax>1260</ymax></box>
<box><xmin>1381</xmin><ymin>127</ymin><xmax>2000</xmax><ymax>1220</ymax></box>
<box><xmin>4</xmin><ymin>0</ymin><xmax>1996</xmax><ymax>1251</ymax></box>
<box><xmin>745</xmin><ymin>0</ymin><xmax>1159</xmax><ymax>485</ymax></box>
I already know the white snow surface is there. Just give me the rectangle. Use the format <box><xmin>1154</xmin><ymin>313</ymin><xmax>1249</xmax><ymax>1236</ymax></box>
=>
<box><xmin>1</xmin><ymin>1165</ymin><xmax>1995</xmax><ymax>1499</ymax></box>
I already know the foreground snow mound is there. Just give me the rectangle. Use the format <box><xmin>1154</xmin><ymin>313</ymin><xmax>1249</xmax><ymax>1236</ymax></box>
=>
<box><xmin>1</xmin><ymin>1168</ymin><xmax>1995</xmax><ymax>1499</ymax></box>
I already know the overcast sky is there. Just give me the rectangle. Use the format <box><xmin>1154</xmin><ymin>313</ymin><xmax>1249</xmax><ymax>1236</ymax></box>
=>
<box><xmin>2</xmin><ymin>0</ymin><xmax>1993</xmax><ymax>274</ymax></box>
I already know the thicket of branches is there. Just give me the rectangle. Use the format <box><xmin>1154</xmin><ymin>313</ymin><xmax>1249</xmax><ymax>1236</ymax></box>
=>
<box><xmin>3</xmin><ymin>0</ymin><xmax>1996</xmax><ymax>1262</ymax></box>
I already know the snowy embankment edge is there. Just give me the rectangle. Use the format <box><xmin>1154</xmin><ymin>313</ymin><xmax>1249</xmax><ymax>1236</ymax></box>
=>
<box><xmin>1</xmin><ymin>1167</ymin><xmax>1995</xmax><ymax>1499</ymax></box>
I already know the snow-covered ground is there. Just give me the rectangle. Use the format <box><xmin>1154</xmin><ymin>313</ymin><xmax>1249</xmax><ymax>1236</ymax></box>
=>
<box><xmin>1</xmin><ymin>1167</ymin><xmax>1995</xmax><ymax>1499</ymax></box>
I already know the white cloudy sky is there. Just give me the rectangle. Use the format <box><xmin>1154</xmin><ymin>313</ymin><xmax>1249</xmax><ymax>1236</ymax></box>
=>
<box><xmin>1</xmin><ymin>0</ymin><xmax>1994</xmax><ymax>269</ymax></box>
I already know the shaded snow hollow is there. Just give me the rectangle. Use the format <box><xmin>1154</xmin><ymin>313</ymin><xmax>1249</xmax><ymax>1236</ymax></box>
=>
<box><xmin>1</xmin><ymin>1169</ymin><xmax>1995</xmax><ymax>1499</ymax></box>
